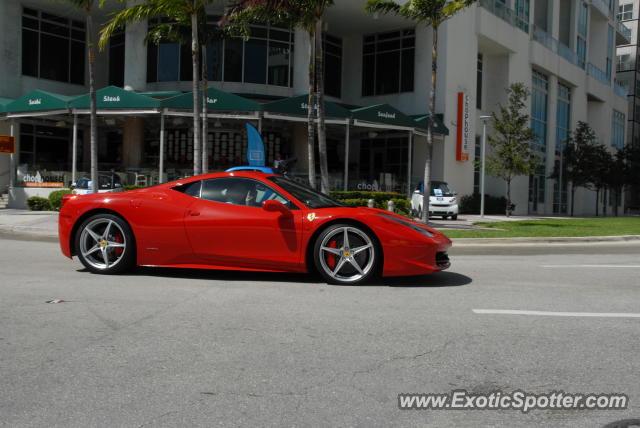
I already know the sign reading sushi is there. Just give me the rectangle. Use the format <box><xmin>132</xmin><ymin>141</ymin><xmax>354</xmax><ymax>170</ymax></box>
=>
<box><xmin>456</xmin><ymin>92</ymin><xmax>470</xmax><ymax>162</ymax></box>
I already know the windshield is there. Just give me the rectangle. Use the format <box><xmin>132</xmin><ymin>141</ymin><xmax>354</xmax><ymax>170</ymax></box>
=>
<box><xmin>430</xmin><ymin>182</ymin><xmax>454</xmax><ymax>197</ymax></box>
<box><xmin>268</xmin><ymin>176</ymin><xmax>344</xmax><ymax>209</ymax></box>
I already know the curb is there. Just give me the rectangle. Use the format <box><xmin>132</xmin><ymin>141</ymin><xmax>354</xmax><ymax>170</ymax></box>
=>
<box><xmin>451</xmin><ymin>235</ymin><xmax>640</xmax><ymax>245</ymax></box>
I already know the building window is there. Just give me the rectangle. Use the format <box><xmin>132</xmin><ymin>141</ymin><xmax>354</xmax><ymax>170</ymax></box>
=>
<box><xmin>324</xmin><ymin>34</ymin><xmax>343</xmax><ymax>98</ymax></box>
<box><xmin>530</xmin><ymin>70</ymin><xmax>548</xmax><ymax>205</ymax></box>
<box><xmin>554</xmin><ymin>83</ymin><xmax>571</xmax><ymax>214</ymax></box>
<box><xmin>612</xmin><ymin>110</ymin><xmax>626</xmax><ymax>148</ymax></box>
<box><xmin>362</xmin><ymin>29</ymin><xmax>415</xmax><ymax>96</ymax></box>
<box><xmin>617</xmin><ymin>54</ymin><xmax>634</xmax><ymax>72</ymax></box>
<box><xmin>21</xmin><ymin>7</ymin><xmax>85</xmax><ymax>85</ymax></box>
<box><xmin>618</xmin><ymin>3</ymin><xmax>633</xmax><ymax>21</ymax></box>
<box><xmin>147</xmin><ymin>18</ymin><xmax>293</xmax><ymax>87</ymax></box>
<box><xmin>607</xmin><ymin>25</ymin><xmax>614</xmax><ymax>80</ymax></box>
<box><xmin>515</xmin><ymin>0</ymin><xmax>530</xmax><ymax>32</ymax></box>
<box><xmin>19</xmin><ymin>123</ymin><xmax>72</xmax><ymax>171</ymax></box>
<box><xmin>109</xmin><ymin>31</ymin><xmax>125</xmax><ymax>87</ymax></box>
<box><xmin>476</xmin><ymin>53</ymin><xmax>483</xmax><ymax>109</ymax></box>
<box><xmin>577</xmin><ymin>2</ymin><xmax>588</xmax><ymax>68</ymax></box>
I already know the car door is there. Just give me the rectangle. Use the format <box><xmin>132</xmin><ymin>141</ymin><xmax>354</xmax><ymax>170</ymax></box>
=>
<box><xmin>183</xmin><ymin>177</ymin><xmax>303</xmax><ymax>271</ymax></box>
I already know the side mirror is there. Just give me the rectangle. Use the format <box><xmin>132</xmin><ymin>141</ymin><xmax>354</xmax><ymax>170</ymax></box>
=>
<box><xmin>262</xmin><ymin>199</ymin><xmax>289</xmax><ymax>213</ymax></box>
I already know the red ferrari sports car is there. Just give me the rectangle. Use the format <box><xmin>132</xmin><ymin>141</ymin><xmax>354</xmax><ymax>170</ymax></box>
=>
<box><xmin>58</xmin><ymin>171</ymin><xmax>451</xmax><ymax>285</ymax></box>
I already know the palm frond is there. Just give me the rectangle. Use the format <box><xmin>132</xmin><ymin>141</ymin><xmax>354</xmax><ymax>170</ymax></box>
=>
<box><xmin>364</xmin><ymin>0</ymin><xmax>401</xmax><ymax>15</ymax></box>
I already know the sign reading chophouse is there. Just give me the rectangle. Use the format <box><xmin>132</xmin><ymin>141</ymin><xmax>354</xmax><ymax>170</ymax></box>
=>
<box><xmin>0</xmin><ymin>136</ymin><xmax>16</xmax><ymax>154</ymax></box>
<box><xmin>456</xmin><ymin>92</ymin><xmax>470</xmax><ymax>162</ymax></box>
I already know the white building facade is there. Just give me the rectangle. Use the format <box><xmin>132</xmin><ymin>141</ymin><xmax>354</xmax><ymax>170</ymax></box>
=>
<box><xmin>0</xmin><ymin>0</ymin><xmax>630</xmax><ymax>215</ymax></box>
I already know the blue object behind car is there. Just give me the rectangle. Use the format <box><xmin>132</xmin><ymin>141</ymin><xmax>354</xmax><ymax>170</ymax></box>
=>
<box><xmin>226</xmin><ymin>166</ymin><xmax>275</xmax><ymax>173</ymax></box>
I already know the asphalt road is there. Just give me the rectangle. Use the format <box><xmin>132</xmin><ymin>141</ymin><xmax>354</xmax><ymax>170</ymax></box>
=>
<box><xmin>1</xmin><ymin>238</ymin><xmax>639</xmax><ymax>428</ymax></box>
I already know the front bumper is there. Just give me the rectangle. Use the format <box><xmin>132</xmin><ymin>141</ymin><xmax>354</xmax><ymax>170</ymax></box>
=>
<box><xmin>429</xmin><ymin>203</ymin><xmax>459</xmax><ymax>216</ymax></box>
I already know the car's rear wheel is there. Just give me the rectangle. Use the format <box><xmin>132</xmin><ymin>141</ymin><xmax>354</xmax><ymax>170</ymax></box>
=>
<box><xmin>314</xmin><ymin>224</ymin><xmax>379</xmax><ymax>285</ymax></box>
<box><xmin>451</xmin><ymin>215</ymin><xmax>458</xmax><ymax>220</ymax></box>
<box><xmin>75</xmin><ymin>214</ymin><xmax>135</xmax><ymax>274</ymax></box>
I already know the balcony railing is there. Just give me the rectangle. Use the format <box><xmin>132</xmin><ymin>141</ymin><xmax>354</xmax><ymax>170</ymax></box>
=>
<box><xmin>614</xmin><ymin>80</ymin><xmax>629</xmax><ymax>98</ymax></box>
<box><xmin>617</xmin><ymin>21</ymin><xmax>632</xmax><ymax>41</ymax></box>
<box><xmin>479</xmin><ymin>0</ymin><xmax>529</xmax><ymax>33</ymax></box>
<box><xmin>532</xmin><ymin>26</ymin><xmax>585</xmax><ymax>69</ymax></box>
<box><xmin>588</xmin><ymin>62</ymin><xmax>611</xmax><ymax>85</ymax></box>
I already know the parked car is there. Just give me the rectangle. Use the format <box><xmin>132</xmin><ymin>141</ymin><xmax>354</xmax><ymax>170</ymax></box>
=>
<box><xmin>72</xmin><ymin>173</ymin><xmax>123</xmax><ymax>195</ymax></box>
<box><xmin>410</xmin><ymin>181</ymin><xmax>459</xmax><ymax>220</ymax></box>
<box><xmin>59</xmin><ymin>171</ymin><xmax>452</xmax><ymax>285</ymax></box>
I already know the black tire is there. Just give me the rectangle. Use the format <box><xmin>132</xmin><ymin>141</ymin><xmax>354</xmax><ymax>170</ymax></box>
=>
<box><xmin>75</xmin><ymin>213</ymin><xmax>136</xmax><ymax>274</ymax></box>
<box><xmin>442</xmin><ymin>215</ymin><xmax>448</xmax><ymax>220</ymax></box>
<box><xmin>451</xmin><ymin>215</ymin><xmax>458</xmax><ymax>220</ymax></box>
<box><xmin>313</xmin><ymin>223</ymin><xmax>379</xmax><ymax>285</ymax></box>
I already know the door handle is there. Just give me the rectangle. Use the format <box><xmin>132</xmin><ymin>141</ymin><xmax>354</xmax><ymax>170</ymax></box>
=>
<box><xmin>188</xmin><ymin>210</ymin><xmax>200</xmax><ymax>216</ymax></box>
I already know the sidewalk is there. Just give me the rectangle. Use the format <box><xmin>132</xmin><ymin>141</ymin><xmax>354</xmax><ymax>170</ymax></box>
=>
<box><xmin>0</xmin><ymin>209</ymin><xmax>59</xmax><ymax>240</ymax></box>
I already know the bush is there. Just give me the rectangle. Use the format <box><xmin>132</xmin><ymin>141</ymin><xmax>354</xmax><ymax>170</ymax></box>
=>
<box><xmin>330</xmin><ymin>191</ymin><xmax>406</xmax><ymax>205</ymax></box>
<box><xmin>27</xmin><ymin>196</ymin><xmax>52</xmax><ymax>211</ymax></box>
<box><xmin>124</xmin><ymin>185</ymin><xmax>143</xmax><ymax>191</ymax></box>
<box><xmin>334</xmin><ymin>194</ymin><xmax>411</xmax><ymax>217</ymax></box>
<box><xmin>459</xmin><ymin>193</ymin><xmax>509</xmax><ymax>215</ymax></box>
<box><xmin>48</xmin><ymin>189</ymin><xmax>72</xmax><ymax>211</ymax></box>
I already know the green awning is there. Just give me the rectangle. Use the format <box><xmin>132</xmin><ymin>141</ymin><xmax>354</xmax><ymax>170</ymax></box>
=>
<box><xmin>139</xmin><ymin>90</ymin><xmax>183</xmax><ymax>99</ymax></box>
<box><xmin>70</xmin><ymin>86</ymin><xmax>161</xmax><ymax>110</ymax></box>
<box><xmin>7</xmin><ymin>90</ymin><xmax>72</xmax><ymax>114</ymax></box>
<box><xmin>412</xmin><ymin>113</ymin><xmax>450</xmax><ymax>136</ymax></box>
<box><xmin>262</xmin><ymin>94</ymin><xmax>351</xmax><ymax>119</ymax></box>
<box><xmin>162</xmin><ymin>87</ymin><xmax>261</xmax><ymax>111</ymax></box>
<box><xmin>0</xmin><ymin>97</ymin><xmax>14</xmax><ymax>114</ymax></box>
<box><xmin>350</xmin><ymin>103</ymin><xmax>416</xmax><ymax>129</ymax></box>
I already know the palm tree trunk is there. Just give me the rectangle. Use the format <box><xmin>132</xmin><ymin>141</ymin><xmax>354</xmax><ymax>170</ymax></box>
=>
<box><xmin>506</xmin><ymin>179</ymin><xmax>512</xmax><ymax>216</ymax></box>
<box><xmin>570</xmin><ymin>184</ymin><xmax>575</xmax><ymax>216</ymax></box>
<box><xmin>315</xmin><ymin>18</ymin><xmax>329</xmax><ymax>194</ymax></box>
<box><xmin>595</xmin><ymin>188</ymin><xmax>599</xmax><ymax>216</ymax></box>
<box><xmin>191</xmin><ymin>10</ymin><xmax>201</xmax><ymax>176</ymax></box>
<box><xmin>422</xmin><ymin>26</ymin><xmax>438</xmax><ymax>224</ymax></box>
<box><xmin>87</xmin><ymin>11</ymin><xmax>98</xmax><ymax>194</ymax></box>
<box><xmin>307</xmin><ymin>29</ymin><xmax>317</xmax><ymax>189</ymax></box>
<box><xmin>201</xmin><ymin>43</ymin><xmax>208</xmax><ymax>174</ymax></box>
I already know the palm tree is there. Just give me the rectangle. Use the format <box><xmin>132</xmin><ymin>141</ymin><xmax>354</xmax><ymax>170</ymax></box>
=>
<box><xmin>365</xmin><ymin>0</ymin><xmax>476</xmax><ymax>223</ymax></box>
<box><xmin>63</xmin><ymin>0</ymin><xmax>107</xmax><ymax>193</ymax></box>
<box><xmin>223</xmin><ymin>0</ymin><xmax>335</xmax><ymax>193</ymax></box>
<box><xmin>100</xmin><ymin>0</ymin><xmax>217</xmax><ymax>177</ymax></box>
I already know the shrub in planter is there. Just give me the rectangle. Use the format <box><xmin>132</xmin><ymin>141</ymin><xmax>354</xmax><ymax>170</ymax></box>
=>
<box><xmin>123</xmin><ymin>185</ymin><xmax>143</xmax><ymax>191</ymax></box>
<box><xmin>27</xmin><ymin>196</ymin><xmax>52</xmax><ymax>211</ymax></box>
<box><xmin>330</xmin><ymin>191</ymin><xmax>406</xmax><ymax>205</ymax></box>
<box><xmin>48</xmin><ymin>189</ymin><xmax>72</xmax><ymax>211</ymax></box>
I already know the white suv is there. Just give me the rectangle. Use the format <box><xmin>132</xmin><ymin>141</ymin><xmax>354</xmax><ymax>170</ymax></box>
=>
<box><xmin>411</xmin><ymin>181</ymin><xmax>459</xmax><ymax>220</ymax></box>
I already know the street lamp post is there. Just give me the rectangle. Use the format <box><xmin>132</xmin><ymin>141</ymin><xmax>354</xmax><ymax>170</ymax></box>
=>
<box><xmin>479</xmin><ymin>115</ymin><xmax>492</xmax><ymax>218</ymax></box>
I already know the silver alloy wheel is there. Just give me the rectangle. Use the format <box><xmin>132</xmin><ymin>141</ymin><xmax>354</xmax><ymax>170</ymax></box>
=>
<box><xmin>79</xmin><ymin>218</ymin><xmax>127</xmax><ymax>270</ymax></box>
<box><xmin>318</xmin><ymin>226</ymin><xmax>375</xmax><ymax>283</ymax></box>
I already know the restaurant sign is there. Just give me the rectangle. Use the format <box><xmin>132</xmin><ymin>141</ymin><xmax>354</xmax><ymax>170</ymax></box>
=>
<box><xmin>17</xmin><ymin>170</ymin><xmax>64</xmax><ymax>188</ymax></box>
<box><xmin>0</xmin><ymin>136</ymin><xmax>15</xmax><ymax>154</ymax></box>
<box><xmin>456</xmin><ymin>92</ymin><xmax>470</xmax><ymax>162</ymax></box>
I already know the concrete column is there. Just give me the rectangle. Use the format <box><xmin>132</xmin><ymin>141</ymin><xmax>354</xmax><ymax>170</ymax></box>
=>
<box><xmin>551</xmin><ymin>0</ymin><xmax>561</xmax><ymax>40</ymax></box>
<box><xmin>292</xmin><ymin>29</ymin><xmax>311</xmax><ymax>94</ymax></box>
<box><xmin>122</xmin><ymin>117</ymin><xmax>144</xmax><ymax>168</ymax></box>
<box><xmin>0</xmin><ymin>0</ymin><xmax>23</xmax><ymax>97</ymax></box>
<box><xmin>123</xmin><ymin>0</ymin><xmax>148</xmax><ymax>91</ymax></box>
<box><xmin>291</xmin><ymin>123</ymin><xmax>309</xmax><ymax>174</ymax></box>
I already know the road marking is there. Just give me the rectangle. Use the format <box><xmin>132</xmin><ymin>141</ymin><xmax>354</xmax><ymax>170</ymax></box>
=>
<box><xmin>473</xmin><ymin>309</ymin><xmax>640</xmax><ymax>318</ymax></box>
<box><xmin>541</xmin><ymin>264</ymin><xmax>640</xmax><ymax>268</ymax></box>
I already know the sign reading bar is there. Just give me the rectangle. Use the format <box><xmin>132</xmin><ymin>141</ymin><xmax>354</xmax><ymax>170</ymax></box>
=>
<box><xmin>456</xmin><ymin>92</ymin><xmax>470</xmax><ymax>162</ymax></box>
<box><xmin>0</xmin><ymin>136</ymin><xmax>16</xmax><ymax>154</ymax></box>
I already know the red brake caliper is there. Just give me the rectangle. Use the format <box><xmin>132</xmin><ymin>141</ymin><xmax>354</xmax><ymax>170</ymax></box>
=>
<box><xmin>114</xmin><ymin>233</ymin><xmax>124</xmax><ymax>256</ymax></box>
<box><xmin>327</xmin><ymin>239</ymin><xmax>337</xmax><ymax>269</ymax></box>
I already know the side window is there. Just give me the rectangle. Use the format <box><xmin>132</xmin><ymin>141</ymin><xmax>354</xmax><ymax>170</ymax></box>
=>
<box><xmin>173</xmin><ymin>180</ymin><xmax>201</xmax><ymax>197</ymax></box>
<box><xmin>201</xmin><ymin>177</ymin><xmax>294</xmax><ymax>208</ymax></box>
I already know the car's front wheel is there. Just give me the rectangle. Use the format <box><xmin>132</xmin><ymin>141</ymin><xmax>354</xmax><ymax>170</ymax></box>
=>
<box><xmin>75</xmin><ymin>214</ymin><xmax>136</xmax><ymax>274</ymax></box>
<box><xmin>314</xmin><ymin>224</ymin><xmax>379</xmax><ymax>285</ymax></box>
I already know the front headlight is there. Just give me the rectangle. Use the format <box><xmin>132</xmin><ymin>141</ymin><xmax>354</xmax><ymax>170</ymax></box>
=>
<box><xmin>377</xmin><ymin>213</ymin><xmax>434</xmax><ymax>238</ymax></box>
<box><xmin>450</xmin><ymin>197</ymin><xmax>456</xmax><ymax>203</ymax></box>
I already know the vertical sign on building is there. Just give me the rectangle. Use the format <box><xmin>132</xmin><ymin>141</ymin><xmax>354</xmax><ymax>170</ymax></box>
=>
<box><xmin>456</xmin><ymin>92</ymin><xmax>470</xmax><ymax>162</ymax></box>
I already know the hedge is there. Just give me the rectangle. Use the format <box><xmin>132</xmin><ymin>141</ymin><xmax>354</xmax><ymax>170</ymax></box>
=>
<box><xmin>124</xmin><ymin>185</ymin><xmax>143</xmax><ymax>191</ymax></box>
<box><xmin>48</xmin><ymin>189</ymin><xmax>72</xmax><ymax>211</ymax></box>
<box><xmin>459</xmin><ymin>193</ymin><xmax>509</xmax><ymax>215</ymax></box>
<box><xmin>27</xmin><ymin>196</ymin><xmax>52</xmax><ymax>211</ymax></box>
<box><xmin>332</xmin><ymin>192</ymin><xmax>411</xmax><ymax>217</ymax></box>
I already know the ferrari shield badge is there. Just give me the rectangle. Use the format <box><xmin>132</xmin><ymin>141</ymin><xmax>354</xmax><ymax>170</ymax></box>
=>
<box><xmin>307</xmin><ymin>213</ymin><xmax>316</xmax><ymax>222</ymax></box>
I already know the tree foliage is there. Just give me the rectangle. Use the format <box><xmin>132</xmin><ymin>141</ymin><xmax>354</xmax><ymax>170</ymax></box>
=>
<box><xmin>485</xmin><ymin>82</ymin><xmax>541</xmax><ymax>215</ymax></box>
